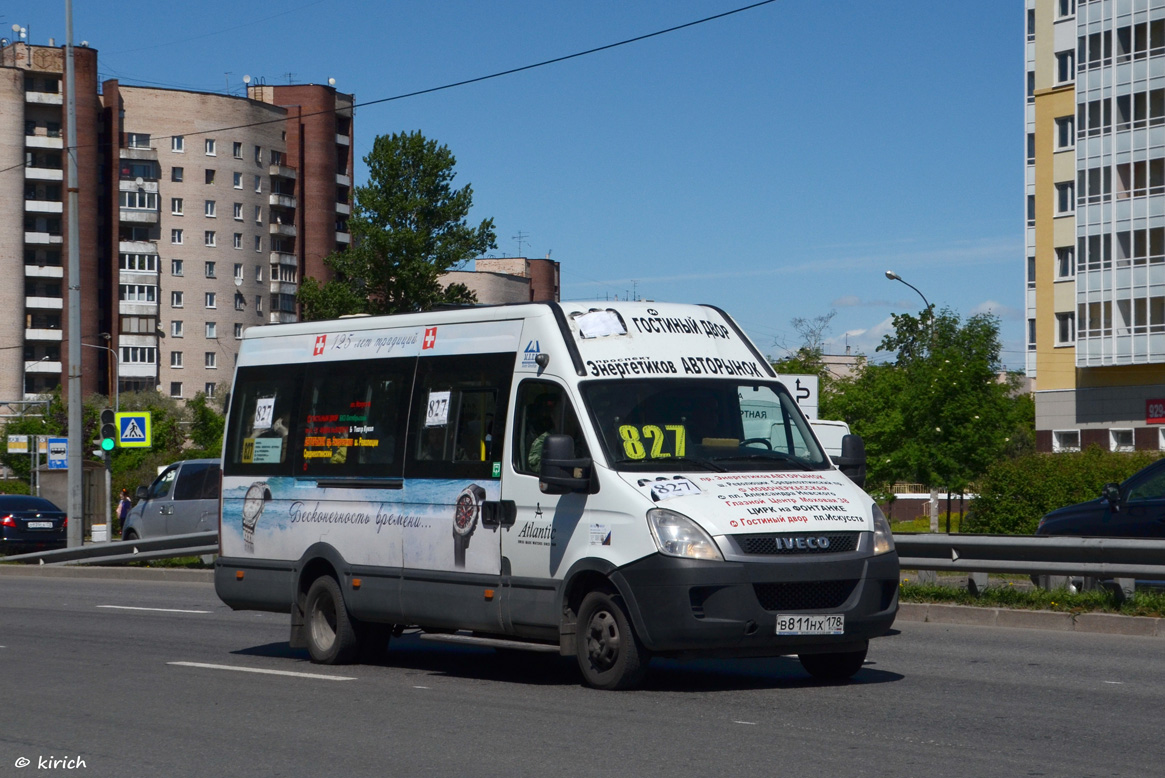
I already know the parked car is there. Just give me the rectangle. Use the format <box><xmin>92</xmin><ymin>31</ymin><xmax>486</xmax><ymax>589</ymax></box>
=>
<box><xmin>1036</xmin><ymin>458</ymin><xmax>1165</xmax><ymax>538</ymax></box>
<box><xmin>122</xmin><ymin>459</ymin><xmax>221</xmax><ymax>541</ymax></box>
<box><xmin>0</xmin><ymin>495</ymin><xmax>68</xmax><ymax>554</ymax></box>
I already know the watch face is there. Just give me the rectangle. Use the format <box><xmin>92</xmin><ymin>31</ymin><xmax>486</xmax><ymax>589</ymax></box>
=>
<box><xmin>242</xmin><ymin>482</ymin><xmax>270</xmax><ymax>523</ymax></box>
<box><xmin>452</xmin><ymin>485</ymin><xmax>483</xmax><ymax>537</ymax></box>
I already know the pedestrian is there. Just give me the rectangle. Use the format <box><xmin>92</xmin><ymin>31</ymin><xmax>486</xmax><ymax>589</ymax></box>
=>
<box><xmin>117</xmin><ymin>488</ymin><xmax>132</xmax><ymax>534</ymax></box>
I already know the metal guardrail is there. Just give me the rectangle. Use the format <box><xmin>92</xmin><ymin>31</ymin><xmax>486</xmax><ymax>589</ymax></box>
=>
<box><xmin>0</xmin><ymin>531</ymin><xmax>217</xmax><ymax>566</ymax></box>
<box><xmin>895</xmin><ymin>533</ymin><xmax>1165</xmax><ymax>579</ymax></box>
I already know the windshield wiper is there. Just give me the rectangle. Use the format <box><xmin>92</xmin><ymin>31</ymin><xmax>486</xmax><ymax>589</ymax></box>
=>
<box><xmin>611</xmin><ymin>456</ymin><xmax>727</xmax><ymax>472</ymax></box>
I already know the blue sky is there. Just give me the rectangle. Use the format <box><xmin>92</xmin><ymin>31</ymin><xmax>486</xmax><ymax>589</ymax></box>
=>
<box><xmin>11</xmin><ymin>1</ymin><xmax>1024</xmax><ymax>367</ymax></box>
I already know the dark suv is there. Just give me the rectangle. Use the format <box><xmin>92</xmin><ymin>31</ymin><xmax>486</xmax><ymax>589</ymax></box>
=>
<box><xmin>1037</xmin><ymin>458</ymin><xmax>1165</xmax><ymax>538</ymax></box>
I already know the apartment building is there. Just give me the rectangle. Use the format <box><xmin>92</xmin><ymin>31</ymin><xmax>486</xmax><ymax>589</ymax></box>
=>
<box><xmin>0</xmin><ymin>39</ymin><xmax>353</xmax><ymax>404</ymax></box>
<box><xmin>441</xmin><ymin>256</ymin><xmax>561</xmax><ymax>303</ymax></box>
<box><xmin>1027</xmin><ymin>0</ymin><xmax>1165</xmax><ymax>452</ymax></box>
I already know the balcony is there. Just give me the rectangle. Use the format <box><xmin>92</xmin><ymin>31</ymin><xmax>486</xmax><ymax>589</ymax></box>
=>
<box><xmin>24</xmin><ymin>231</ymin><xmax>63</xmax><ymax>245</ymax></box>
<box><xmin>119</xmin><ymin>240</ymin><xmax>156</xmax><ymax>254</ymax></box>
<box><xmin>269</xmin><ymin>311</ymin><xmax>297</xmax><ymax>324</ymax></box>
<box><xmin>25</xmin><ymin>297</ymin><xmax>63</xmax><ymax>311</ymax></box>
<box><xmin>269</xmin><ymin>223</ymin><xmax>297</xmax><ymax>238</ymax></box>
<box><xmin>269</xmin><ymin>193</ymin><xmax>297</xmax><ymax>209</ymax></box>
<box><xmin>24</xmin><ymin>328</ymin><xmax>63</xmax><ymax>342</ymax></box>
<box><xmin>118</xmin><ymin>179</ymin><xmax>159</xmax><ymax>194</ymax></box>
<box><xmin>269</xmin><ymin>251</ymin><xmax>297</xmax><ymax>267</ymax></box>
<box><xmin>25</xmin><ymin>200</ymin><xmax>63</xmax><ymax>214</ymax></box>
<box><xmin>269</xmin><ymin>280</ymin><xmax>298</xmax><ymax>295</ymax></box>
<box><xmin>24</xmin><ymin>360</ymin><xmax>62</xmax><ymax>374</ymax></box>
<box><xmin>25</xmin><ymin>135</ymin><xmax>63</xmax><ymax>150</ymax></box>
<box><xmin>119</xmin><ymin>300</ymin><xmax>159</xmax><ymax>317</ymax></box>
<box><xmin>25</xmin><ymin>167</ymin><xmax>63</xmax><ymax>182</ymax></box>
<box><xmin>336</xmin><ymin>173</ymin><xmax>351</xmax><ymax>187</ymax></box>
<box><xmin>119</xmin><ymin>147</ymin><xmax>158</xmax><ymax>161</ymax></box>
<box><xmin>335</xmin><ymin>202</ymin><xmax>351</xmax><ymax>216</ymax></box>
<box><xmin>335</xmin><ymin>231</ymin><xmax>350</xmax><ymax>244</ymax></box>
<box><xmin>269</xmin><ymin>164</ymin><xmax>297</xmax><ymax>180</ymax></box>
<box><xmin>120</xmin><ymin>363</ymin><xmax>157</xmax><ymax>379</ymax></box>
<box><xmin>25</xmin><ymin>91</ymin><xmax>63</xmax><ymax>106</ymax></box>
<box><xmin>24</xmin><ymin>265</ymin><xmax>63</xmax><ymax>279</ymax></box>
<box><xmin>336</xmin><ymin>133</ymin><xmax>351</xmax><ymax>146</ymax></box>
<box><xmin>120</xmin><ymin>209</ymin><xmax>159</xmax><ymax>225</ymax></box>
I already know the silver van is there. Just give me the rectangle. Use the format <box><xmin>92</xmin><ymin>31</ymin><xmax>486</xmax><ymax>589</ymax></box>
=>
<box><xmin>122</xmin><ymin>458</ymin><xmax>221</xmax><ymax>540</ymax></box>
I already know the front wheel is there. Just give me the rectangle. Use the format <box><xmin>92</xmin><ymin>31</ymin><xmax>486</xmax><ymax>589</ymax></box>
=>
<box><xmin>304</xmin><ymin>576</ymin><xmax>358</xmax><ymax>665</ymax></box>
<box><xmin>798</xmin><ymin>642</ymin><xmax>868</xmax><ymax>681</ymax></box>
<box><xmin>575</xmin><ymin>591</ymin><xmax>649</xmax><ymax>690</ymax></box>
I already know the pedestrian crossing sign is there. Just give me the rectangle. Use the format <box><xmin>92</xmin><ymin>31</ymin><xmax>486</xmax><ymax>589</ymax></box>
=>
<box><xmin>115</xmin><ymin>412</ymin><xmax>152</xmax><ymax>448</ymax></box>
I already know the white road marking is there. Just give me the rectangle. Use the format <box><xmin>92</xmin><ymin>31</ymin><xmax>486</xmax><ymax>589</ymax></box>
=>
<box><xmin>168</xmin><ymin>662</ymin><xmax>356</xmax><ymax>681</ymax></box>
<box><xmin>98</xmin><ymin>605</ymin><xmax>211</xmax><ymax>614</ymax></box>
<box><xmin>1104</xmin><ymin>681</ymin><xmax>1124</xmax><ymax>685</ymax></box>
<box><xmin>734</xmin><ymin>721</ymin><xmax>758</xmax><ymax>725</ymax></box>
<box><xmin>413</xmin><ymin>685</ymin><xmax>431</xmax><ymax>689</ymax></box>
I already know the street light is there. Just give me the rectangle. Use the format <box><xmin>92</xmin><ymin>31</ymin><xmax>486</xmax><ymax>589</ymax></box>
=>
<box><xmin>885</xmin><ymin>270</ymin><xmax>932</xmax><ymax>313</ymax></box>
<box><xmin>82</xmin><ymin>333</ymin><xmax>119</xmax><ymax>411</ymax></box>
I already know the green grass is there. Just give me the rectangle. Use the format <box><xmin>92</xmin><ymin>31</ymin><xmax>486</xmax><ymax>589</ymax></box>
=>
<box><xmin>125</xmin><ymin>556</ymin><xmax>212</xmax><ymax>569</ymax></box>
<box><xmin>891</xmin><ymin>514</ymin><xmax>963</xmax><ymax>533</ymax></box>
<box><xmin>899</xmin><ymin>581</ymin><xmax>1165</xmax><ymax>618</ymax></box>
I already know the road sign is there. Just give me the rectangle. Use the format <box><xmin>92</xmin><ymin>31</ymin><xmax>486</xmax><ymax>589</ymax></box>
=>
<box><xmin>775</xmin><ymin>373</ymin><xmax>820</xmax><ymax>420</ymax></box>
<box><xmin>115</xmin><ymin>412</ymin><xmax>152</xmax><ymax>448</ymax></box>
<box><xmin>7</xmin><ymin>435</ymin><xmax>28</xmax><ymax>454</ymax></box>
<box><xmin>47</xmin><ymin>437</ymin><xmax>68</xmax><ymax>469</ymax></box>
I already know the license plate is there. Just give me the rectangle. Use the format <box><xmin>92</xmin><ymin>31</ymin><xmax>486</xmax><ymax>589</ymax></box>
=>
<box><xmin>775</xmin><ymin>614</ymin><xmax>844</xmax><ymax>635</ymax></box>
<box><xmin>27</xmin><ymin>521</ymin><xmax>54</xmax><ymax>529</ymax></box>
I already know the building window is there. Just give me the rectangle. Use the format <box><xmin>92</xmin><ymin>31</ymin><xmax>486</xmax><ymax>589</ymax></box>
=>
<box><xmin>205</xmin><ymin>352</ymin><xmax>217</xmax><ymax>369</ymax></box>
<box><xmin>1056</xmin><ymin>50</ymin><xmax>1075</xmax><ymax>84</ymax></box>
<box><xmin>205</xmin><ymin>261</ymin><xmax>216</xmax><ymax>278</ymax></box>
<box><xmin>232</xmin><ymin>141</ymin><xmax>242</xmax><ymax>159</ymax></box>
<box><xmin>204</xmin><ymin>231</ymin><xmax>216</xmax><ymax>247</ymax></box>
<box><xmin>1053</xmin><ymin>430</ymin><xmax>1081</xmax><ymax>452</ymax></box>
<box><xmin>233</xmin><ymin>202</ymin><xmax>243</xmax><ymax>220</ymax></box>
<box><xmin>1057</xmin><ymin>0</ymin><xmax>1075</xmax><ymax>19</ymax></box>
<box><xmin>171</xmin><ymin>291</ymin><xmax>184</xmax><ymax>308</ymax></box>
<box><xmin>205</xmin><ymin>169</ymin><xmax>216</xmax><ymax>185</ymax></box>
<box><xmin>121</xmin><ymin>346</ymin><xmax>157</xmax><ymax>365</ymax></box>
<box><xmin>233</xmin><ymin>172</ymin><xmax>242</xmax><ymax>189</ymax></box>
<box><xmin>118</xmin><ymin>284</ymin><xmax>157</xmax><ymax>302</ymax></box>
<box><xmin>254</xmin><ymin>145</ymin><xmax>262</xmax><ymax>164</ymax></box>
<box><xmin>1027</xmin><ymin>9</ymin><xmax>1035</xmax><ymax>41</ymax></box>
<box><xmin>171</xmin><ymin>351</ymin><xmax>183</xmax><ymax>368</ymax></box>
<box><xmin>1027</xmin><ymin>318</ymin><xmax>1037</xmax><ymax>350</ymax></box>
<box><xmin>255</xmin><ymin>265</ymin><xmax>263</xmax><ymax>282</ymax></box>
<box><xmin>234</xmin><ymin>323</ymin><xmax>243</xmax><ymax>339</ymax></box>
<box><xmin>1026</xmin><ymin>133</ymin><xmax>1035</xmax><ymax>164</ymax></box>
<box><xmin>234</xmin><ymin>263</ymin><xmax>244</xmax><ymax>281</ymax></box>
<box><xmin>1056</xmin><ymin>182</ymin><xmax>1075</xmax><ymax>214</ymax></box>
<box><xmin>1027</xmin><ymin>256</ymin><xmax>1036</xmax><ymax>289</ymax></box>
<box><xmin>254</xmin><ymin>236</ymin><xmax>262</xmax><ymax>252</ymax></box>
<box><xmin>171</xmin><ymin>229</ymin><xmax>183</xmax><ymax>245</ymax></box>
<box><xmin>171</xmin><ymin>320</ymin><xmax>183</xmax><ymax>337</ymax></box>
<box><xmin>254</xmin><ymin>175</ymin><xmax>262</xmax><ymax>193</ymax></box>
<box><xmin>1027</xmin><ymin>194</ymin><xmax>1036</xmax><ymax>226</ymax></box>
<box><xmin>205</xmin><ymin>292</ymin><xmax>217</xmax><ymax>309</ymax></box>
<box><xmin>171</xmin><ymin>197</ymin><xmax>183</xmax><ymax>215</ymax></box>
<box><xmin>205</xmin><ymin>139</ymin><xmax>216</xmax><ymax>156</ymax></box>
<box><xmin>1110</xmin><ymin>428</ymin><xmax>1135</xmax><ymax>452</ymax></box>
<box><xmin>233</xmin><ymin>233</ymin><xmax>242</xmax><ymax>249</ymax></box>
<box><xmin>206</xmin><ymin>382</ymin><xmax>216</xmax><ymax>397</ymax></box>
<box><xmin>1027</xmin><ymin>71</ymin><xmax>1035</xmax><ymax>104</ymax></box>
<box><xmin>205</xmin><ymin>200</ymin><xmax>216</xmax><ymax>218</ymax></box>
<box><xmin>206</xmin><ymin>322</ymin><xmax>217</xmax><ymax>339</ymax></box>
<box><xmin>172</xmin><ymin>136</ymin><xmax>184</xmax><ymax>152</ymax></box>
<box><xmin>1055</xmin><ymin>116</ymin><xmax>1075</xmax><ymax>149</ymax></box>
<box><xmin>171</xmin><ymin>167</ymin><xmax>184</xmax><ymax>183</ymax></box>
<box><xmin>170</xmin><ymin>382</ymin><xmax>183</xmax><ymax>399</ymax></box>
<box><xmin>171</xmin><ymin>259</ymin><xmax>184</xmax><ymax>276</ymax></box>
<box><xmin>256</xmin><ymin>295</ymin><xmax>264</xmax><ymax>314</ymax></box>
<box><xmin>1056</xmin><ymin>247</ymin><xmax>1076</xmax><ymax>278</ymax></box>
<box><xmin>119</xmin><ymin>253</ymin><xmax>158</xmax><ymax>271</ymax></box>
<box><xmin>235</xmin><ymin>292</ymin><xmax>246</xmax><ymax>311</ymax></box>
<box><xmin>254</xmin><ymin>206</ymin><xmax>262</xmax><ymax>224</ymax></box>
<box><xmin>1056</xmin><ymin>312</ymin><xmax>1076</xmax><ymax>345</ymax></box>
<box><xmin>120</xmin><ymin>191</ymin><xmax>160</xmax><ymax>210</ymax></box>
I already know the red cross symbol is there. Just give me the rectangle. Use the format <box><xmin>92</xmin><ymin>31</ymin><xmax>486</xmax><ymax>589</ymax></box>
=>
<box><xmin>422</xmin><ymin>327</ymin><xmax>437</xmax><ymax>349</ymax></box>
<box><xmin>313</xmin><ymin>334</ymin><xmax>327</xmax><ymax>356</ymax></box>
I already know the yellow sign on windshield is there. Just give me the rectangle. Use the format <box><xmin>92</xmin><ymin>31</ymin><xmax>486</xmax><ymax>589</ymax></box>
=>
<box><xmin>617</xmin><ymin>424</ymin><xmax>686</xmax><ymax>460</ymax></box>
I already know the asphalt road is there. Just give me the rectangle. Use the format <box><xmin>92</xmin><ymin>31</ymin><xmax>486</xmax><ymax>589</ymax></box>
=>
<box><xmin>1</xmin><ymin>572</ymin><xmax>1163</xmax><ymax>778</ymax></box>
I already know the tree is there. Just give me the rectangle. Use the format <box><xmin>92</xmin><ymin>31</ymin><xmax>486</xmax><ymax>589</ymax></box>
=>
<box><xmin>772</xmin><ymin>311</ymin><xmax>847</xmax><ymax>412</ymax></box>
<box><xmin>831</xmin><ymin>308</ymin><xmax>1021</xmax><ymax>506</ymax></box>
<box><xmin>298</xmin><ymin>131</ymin><xmax>496</xmax><ymax>320</ymax></box>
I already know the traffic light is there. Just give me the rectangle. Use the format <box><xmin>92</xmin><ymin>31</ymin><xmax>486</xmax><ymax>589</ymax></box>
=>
<box><xmin>99</xmin><ymin>408</ymin><xmax>117</xmax><ymax>452</ymax></box>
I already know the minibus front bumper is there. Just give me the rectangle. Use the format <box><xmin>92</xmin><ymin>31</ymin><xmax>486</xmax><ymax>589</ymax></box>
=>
<box><xmin>609</xmin><ymin>550</ymin><xmax>899</xmax><ymax>656</ymax></box>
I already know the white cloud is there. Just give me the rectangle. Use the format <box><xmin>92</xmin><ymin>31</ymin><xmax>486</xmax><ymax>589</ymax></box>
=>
<box><xmin>970</xmin><ymin>299</ymin><xmax>1024</xmax><ymax>321</ymax></box>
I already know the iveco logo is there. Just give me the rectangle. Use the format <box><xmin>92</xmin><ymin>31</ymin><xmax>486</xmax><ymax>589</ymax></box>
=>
<box><xmin>777</xmin><ymin>536</ymin><xmax>830</xmax><ymax>550</ymax></box>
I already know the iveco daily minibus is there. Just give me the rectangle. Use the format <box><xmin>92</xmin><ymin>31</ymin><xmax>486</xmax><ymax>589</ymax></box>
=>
<box><xmin>215</xmin><ymin>301</ymin><xmax>898</xmax><ymax>689</ymax></box>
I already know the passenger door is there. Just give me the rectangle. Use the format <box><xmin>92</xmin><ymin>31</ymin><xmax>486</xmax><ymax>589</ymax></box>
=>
<box><xmin>166</xmin><ymin>462</ymin><xmax>220</xmax><ymax>535</ymax></box>
<box><xmin>1122</xmin><ymin>462</ymin><xmax>1165</xmax><ymax>538</ymax></box>
<box><xmin>139</xmin><ymin>465</ymin><xmax>179</xmax><ymax>537</ymax></box>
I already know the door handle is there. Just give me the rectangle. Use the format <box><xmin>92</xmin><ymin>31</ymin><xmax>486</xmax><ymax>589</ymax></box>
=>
<box><xmin>481</xmin><ymin>500</ymin><xmax>516</xmax><ymax>528</ymax></box>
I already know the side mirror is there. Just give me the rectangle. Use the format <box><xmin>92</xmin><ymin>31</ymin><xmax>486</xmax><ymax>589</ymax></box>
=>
<box><xmin>833</xmin><ymin>434</ymin><xmax>867</xmax><ymax>488</ymax></box>
<box><xmin>1102</xmin><ymin>482</ymin><xmax>1122</xmax><ymax>508</ymax></box>
<box><xmin>134</xmin><ymin>485</ymin><xmax>148</xmax><ymax>501</ymax></box>
<box><xmin>538</xmin><ymin>434</ymin><xmax>597</xmax><ymax>495</ymax></box>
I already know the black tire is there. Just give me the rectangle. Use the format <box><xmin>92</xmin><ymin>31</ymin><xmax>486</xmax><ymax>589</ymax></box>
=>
<box><xmin>575</xmin><ymin>590</ymin><xmax>649</xmax><ymax>690</ymax></box>
<box><xmin>122</xmin><ymin>529</ymin><xmax>138</xmax><ymax>542</ymax></box>
<box><xmin>798</xmin><ymin>642</ymin><xmax>868</xmax><ymax>681</ymax></box>
<box><xmin>304</xmin><ymin>576</ymin><xmax>359</xmax><ymax>665</ymax></box>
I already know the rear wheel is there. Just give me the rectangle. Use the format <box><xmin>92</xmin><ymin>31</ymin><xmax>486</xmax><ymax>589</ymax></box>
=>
<box><xmin>798</xmin><ymin>642</ymin><xmax>868</xmax><ymax>681</ymax></box>
<box><xmin>304</xmin><ymin>576</ymin><xmax>358</xmax><ymax>665</ymax></box>
<box><xmin>122</xmin><ymin>529</ymin><xmax>138</xmax><ymax>542</ymax></box>
<box><xmin>575</xmin><ymin>590</ymin><xmax>649</xmax><ymax>690</ymax></box>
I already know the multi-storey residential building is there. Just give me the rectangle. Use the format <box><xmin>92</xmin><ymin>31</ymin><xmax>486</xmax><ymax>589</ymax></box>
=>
<box><xmin>1027</xmin><ymin>0</ymin><xmax>1165</xmax><ymax>452</ymax></box>
<box><xmin>0</xmin><ymin>39</ymin><xmax>352</xmax><ymax>405</ymax></box>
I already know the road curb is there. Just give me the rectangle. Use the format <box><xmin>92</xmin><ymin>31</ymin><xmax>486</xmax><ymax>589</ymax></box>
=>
<box><xmin>897</xmin><ymin>601</ymin><xmax>1165</xmax><ymax>637</ymax></box>
<box><xmin>0</xmin><ymin>564</ymin><xmax>214</xmax><ymax>583</ymax></box>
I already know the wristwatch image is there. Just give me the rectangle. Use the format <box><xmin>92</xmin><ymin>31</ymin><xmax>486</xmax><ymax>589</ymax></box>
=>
<box><xmin>452</xmin><ymin>484</ymin><xmax>486</xmax><ymax>568</ymax></box>
<box><xmin>241</xmin><ymin>481</ymin><xmax>272</xmax><ymax>553</ymax></box>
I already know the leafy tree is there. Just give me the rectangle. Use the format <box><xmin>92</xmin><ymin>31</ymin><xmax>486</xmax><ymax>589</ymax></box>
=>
<box><xmin>831</xmin><ymin>308</ymin><xmax>1019</xmax><ymax>498</ymax></box>
<box><xmin>772</xmin><ymin>311</ymin><xmax>848</xmax><ymax>412</ymax></box>
<box><xmin>298</xmin><ymin>130</ymin><xmax>495</xmax><ymax>320</ymax></box>
<box><xmin>186</xmin><ymin>391</ymin><xmax>226</xmax><ymax>458</ymax></box>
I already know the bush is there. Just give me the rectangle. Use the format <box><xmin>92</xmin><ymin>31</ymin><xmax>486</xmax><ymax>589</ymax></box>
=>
<box><xmin>963</xmin><ymin>446</ymin><xmax>1164</xmax><ymax>535</ymax></box>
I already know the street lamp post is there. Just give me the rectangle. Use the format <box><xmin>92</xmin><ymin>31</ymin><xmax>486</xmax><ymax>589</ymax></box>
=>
<box><xmin>885</xmin><ymin>270</ymin><xmax>932</xmax><ymax>314</ymax></box>
<box><xmin>81</xmin><ymin>336</ymin><xmax>119</xmax><ymax>542</ymax></box>
<box><xmin>81</xmin><ymin>334</ymin><xmax>119</xmax><ymax>411</ymax></box>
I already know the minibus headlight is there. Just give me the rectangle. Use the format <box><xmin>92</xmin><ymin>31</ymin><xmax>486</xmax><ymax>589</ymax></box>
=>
<box><xmin>647</xmin><ymin>508</ymin><xmax>723</xmax><ymax>561</ymax></box>
<box><xmin>872</xmin><ymin>503</ymin><xmax>895</xmax><ymax>555</ymax></box>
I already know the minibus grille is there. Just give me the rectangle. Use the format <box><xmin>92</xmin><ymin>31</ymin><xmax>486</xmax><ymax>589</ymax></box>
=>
<box><xmin>752</xmin><ymin>580</ymin><xmax>858</xmax><ymax>611</ymax></box>
<box><xmin>736</xmin><ymin>532</ymin><xmax>859</xmax><ymax>556</ymax></box>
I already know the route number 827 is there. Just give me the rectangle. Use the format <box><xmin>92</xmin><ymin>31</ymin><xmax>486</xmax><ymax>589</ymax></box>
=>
<box><xmin>618</xmin><ymin>425</ymin><xmax>686</xmax><ymax>460</ymax></box>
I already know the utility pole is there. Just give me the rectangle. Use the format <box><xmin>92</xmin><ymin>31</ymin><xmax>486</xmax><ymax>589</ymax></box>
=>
<box><xmin>65</xmin><ymin>0</ymin><xmax>83</xmax><ymax>547</ymax></box>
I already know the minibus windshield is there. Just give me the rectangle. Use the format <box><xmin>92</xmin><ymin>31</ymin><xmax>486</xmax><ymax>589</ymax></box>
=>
<box><xmin>580</xmin><ymin>379</ymin><xmax>830</xmax><ymax>472</ymax></box>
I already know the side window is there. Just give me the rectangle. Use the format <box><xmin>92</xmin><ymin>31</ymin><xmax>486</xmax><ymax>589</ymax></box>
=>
<box><xmin>1127</xmin><ymin>465</ymin><xmax>1165</xmax><ymax>502</ymax></box>
<box><xmin>513</xmin><ymin>380</ymin><xmax>588</xmax><ymax>474</ymax></box>
<box><xmin>224</xmin><ymin>365</ymin><xmax>303</xmax><ymax>476</ymax></box>
<box><xmin>173</xmin><ymin>462</ymin><xmax>215</xmax><ymax>501</ymax></box>
<box><xmin>406</xmin><ymin>354</ymin><xmax>512</xmax><ymax>479</ymax></box>
<box><xmin>202</xmin><ymin>465</ymin><xmax>221</xmax><ymax>499</ymax></box>
<box><xmin>148</xmin><ymin>466</ymin><xmax>179</xmax><ymax>500</ymax></box>
<box><xmin>296</xmin><ymin>358</ymin><xmax>413</xmax><ymax>479</ymax></box>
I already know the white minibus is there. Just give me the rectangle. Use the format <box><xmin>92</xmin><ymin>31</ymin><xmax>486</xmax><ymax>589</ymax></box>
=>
<box><xmin>215</xmin><ymin>302</ymin><xmax>898</xmax><ymax>689</ymax></box>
